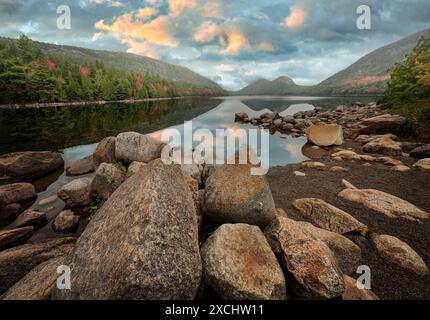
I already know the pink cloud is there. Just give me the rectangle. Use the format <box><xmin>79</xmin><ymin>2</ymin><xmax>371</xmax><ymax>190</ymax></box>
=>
<box><xmin>169</xmin><ymin>0</ymin><xmax>197</xmax><ymax>17</ymax></box>
<box><xmin>194</xmin><ymin>22</ymin><xmax>223</xmax><ymax>43</ymax></box>
<box><xmin>281</xmin><ymin>7</ymin><xmax>306</xmax><ymax>28</ymax></box>
<box><xmin>221</xmin><ymin>30</ymin><xmax>249</xmax><ymax>56</ymax></box>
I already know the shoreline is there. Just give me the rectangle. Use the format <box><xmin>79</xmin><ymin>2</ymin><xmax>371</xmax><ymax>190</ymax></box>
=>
<box><xmin>0</xmin><ymin>96</ymin><xmax>213</xmax><ymax>110</ymax></box>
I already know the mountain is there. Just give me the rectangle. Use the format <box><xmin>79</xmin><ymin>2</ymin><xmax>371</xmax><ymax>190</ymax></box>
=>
<box><xmin>236</xmin><ymin>27</ymin><xmax>430</xmax><ymax>96</ymax></box>
<box><xmin>319</xmin><ymin>27</ymin><xmax>430</xmax><ymax>95</ymax></box>
<box><xmin>0</xmin><ymin>37</ymin><xmax>223</xmax><ymax>91</ymax></box>
<box><xmin>236</xmin><ymin>76</ymin><xmax>310</xmax><ymax>95</ymax></box>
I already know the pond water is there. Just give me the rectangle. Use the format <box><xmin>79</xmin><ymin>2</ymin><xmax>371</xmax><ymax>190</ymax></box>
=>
<box><xmin>1</xmin><ymin>95</ymin><xmax>377</xmax><ymax>168</ymax></box>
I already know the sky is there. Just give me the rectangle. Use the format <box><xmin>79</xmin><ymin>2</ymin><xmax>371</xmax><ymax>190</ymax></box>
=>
<box><xmin>0</xmin><ymin>0</ymin><xmax>430</xmax><ymax>90</ymax></box>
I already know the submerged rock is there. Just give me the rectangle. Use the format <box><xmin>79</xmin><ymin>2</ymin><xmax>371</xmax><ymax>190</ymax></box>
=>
<box><xmin>52</xmin><ymin>210</ymin><xmax>80</xmax><ymax>234</ymax></box>
<box><xmin>66</xmin><ymin>156</ymin><xmax>94</xmax><ymax>176</ymax></box>
<box><xmin>15</xmin><ymin>210</ymin><xmax>47</xmax><ymax>228</ymax></box>
<box><xmin>202</xmin><ymin>223</ymin><xmax>286</xmax><ymax>300</ymax></box>
<box><xmin>0</xmin><ymin>151</ymin><xmax>64</xmax><ymax>184</ymax></box>
<box><xmin>293</xmin><ymin>198</ymin><xmax>368</xmax><ymax>235</ymax></box>
<box><xmin>203</xmin><ymin>163</ymin><xmax>276</xmax><ymax>227</ymax></box>
<box><xmin>410</xmin><ymin>144</ymin><xmax>430</xmax><ymax>159</ymax></box>
<box><xmin>52</xmin><ymin>160</ymin><xmax>201</xmax><ymax>300</ymax></box>
<box><xmin>369</xmin><ymin>233</ymin><xmax>429</xmax><ymax>276</ymax></box>
<box><xmin>413</xmin><ymin>158</ymin><xmax>430</xmax><ymax>171</ymax></box>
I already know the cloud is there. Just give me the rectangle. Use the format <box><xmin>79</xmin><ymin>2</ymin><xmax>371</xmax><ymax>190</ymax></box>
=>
<box><xmin>169</xmin><ymin>0</ymin><xmax>197</xmax><ymax>17</ymax></box>
<box><xmin>221</xmin><ymin>30</ymin><xmax>249</xmax><ymax>56</ymax></box>
<box><xmin>281</xmin><ymin>6</ymin><xmax>306</xmax><ymax>28</ymax></box>
<box><xmin>216</xmin><ymin>63</ymin><xmax>235</xmax><ymax>72</ymax></box>
<box><xmin>90</xmin><ymin>0</ymin><xmax>124</xmax><ymax>8</ymax></box>
<box><xmin>136</xmin><ymin>7</ymin><xmax>159</xmax><ymax>20</ymax></box>
<box><xmin>256</xmin><ymin>41</ymin><xmax>276</xmax><ymax>53</ymax></box>
<box><xmin>194</xmin><ymin>22</ymin><xmax>222</xmax><ymax>43</ymax></box>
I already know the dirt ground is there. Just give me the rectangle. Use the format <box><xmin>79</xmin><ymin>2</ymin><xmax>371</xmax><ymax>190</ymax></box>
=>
<box><xmin>267</xmin><ymin>144</ymin><xmax>430</xmax><ymax>300</ymax></box>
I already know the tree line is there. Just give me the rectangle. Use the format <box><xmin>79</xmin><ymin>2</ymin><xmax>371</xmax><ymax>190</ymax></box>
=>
<box><xmin>0</xmin><ymin>35</ymin><xmax>223</xmax><ymax>104</ymax></box>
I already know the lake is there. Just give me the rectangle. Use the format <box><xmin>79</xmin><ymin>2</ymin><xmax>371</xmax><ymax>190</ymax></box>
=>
<box><xmin>0</xmin><ymin>95</ymin><xmax>377</xmax><ymax>168</ymax></box>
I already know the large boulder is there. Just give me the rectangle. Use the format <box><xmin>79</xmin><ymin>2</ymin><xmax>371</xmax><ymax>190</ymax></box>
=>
<box><xmin>92</xmin><ymin>163</ymin><xmax>126</xmax><ymax>200</ymax></box>
<box><xmin>338</xmin><ymin>188</ymin><xmax>428</xmax><ymax>222</ymax></box>
<box><xmin>264</xmin><ymin>215</ymin><xmax>345</xmax><ymax>299</ymax></box>
<box><xmin>0</xmin><ymin>183</ymin><xmax>36</xmax><ymax>206</ymax></box>
<box><xmin>1</xmin><ymin>256</ymin><xmax>66</xmax><ymax>300</ymax></box>
<box><xmin>363</xmin><ymin>135</ymin><xmax>402</xmax><ymax>156</ymax></box>
<box><xmin>52</xmin><ymin>160</ymin><xmax>202</xmax><ymax>300</ymax></box>
<box><xmin>0</xmin><ymin>151</ymin><xmax>64</xmax><ymax>184</ymax></box>
<box><xmin>115</xmin><ymin>132</ymin><xmax>165</xmax><ymax>164</ymax></box>
<box><xmin>0</xmin><ymin>237</ymin><xmax>76</xmax><ymax>294</ymax></box>
<box><xmin>342</xmin><ymin>275</ymin><xmax>379</xmax><ymax>300</ymax></box>
<box><xmin>306</xmin><ymin>124</ymin><xmax>344</xmax><ymax>147</ymax></box>
<box><xmin>369</xmin><ymin>233</ymin><xmax>429</xmax><ymax>276</ymax></box>
<box><xmin>58</xmin><ymin>177</ymin><xmax>93</xmax><ymax>207</ymax></box>
<box><xmin>413</xmin><ymin>158</ymin><xmax>430</xmax><ymax>171</ymax></box>
<box><xmin>410</xmin><ymin>144</ymin><xmax>430</xmax><ymax>159</ymax></box>
<box><xmin>0</xmin><ymin>203</ymin><xmax>22</xmax><ymax>224</ymax></box>
<box><xmin>203</xmin><ymin>164</ymin><xmax>276</xmax><ymax>227</ymax></box>
<box><xmin>293</xmin><ymin>198</ymin><xmax>368</xmax><ymax>235</ymax></box>
<box><xmin>360</xmin><ymin>114</ymin><xmax>406</xmax><ymax>134</ymax></box>
<box><xmin>93</xmin><ymin>137</ymin><xmax>116</xmax><ymax>170</ymax></box>
<box><xmin>296</xmin><ymin>221</ymin><xmax>362</xmax><ymax>275</ymax></box>
<box><xmin>201</xmin><ymin>224</ymin><xmax>286</xmax><ymax>300</ymax></box>
<box><xmin>0</xmin><ymin>227</ymin><xmax>34</xmax><ymax>251</ymax></box>
<box><xmin>66</xmin><ymin>156</ymin><xmax>94</xmax><ymax>176</ymax></box>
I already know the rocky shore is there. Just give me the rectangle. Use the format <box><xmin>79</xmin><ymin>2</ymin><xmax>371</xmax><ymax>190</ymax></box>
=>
<box><xmin>0</xmin><ymin>101</ymin><xmax>429</xmax><ymax>300</ymax></box>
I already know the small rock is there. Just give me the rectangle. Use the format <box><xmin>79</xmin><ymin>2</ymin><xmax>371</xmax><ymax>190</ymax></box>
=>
<box><xmin>92</xmin><ymin>163</ymin><xmax>126</xmax><ymax>200</ymax></box>
<box><xmin>115</xmin><ymin>132</ymin><xmax>165</xmax><ymax>164</ymax></box>
<box><xmin>293</xmin><ymin>198</ymin><xmax>368</xmax><ymax>235</ymax></box>
<box><xmin>369</xmin><ymin>233</ymin><xmax>429</xmax><ymax>276</ymax></box>
<box><xmin>360</xmin><ymin>114</ymin><xmax>406</xmax><ymax>134</ymax></box>
<box><xmin>302</xmin><ymin>161</ymin><xmax>326</xmax><ymax>168</ymax></box>
<box><xmin>342</xmin><ymin>275</ymin><xmax>379</xmax><ymax>300</ymax></box>
<box><xmin>93</xmin><ymin>137</ymin><xmax>116</xmax><ymax>170</ymax></box>
<box><xmin>392</xmin><ymin>165</ymin><xmax>410</xmax><ymax>172</ymax></box>
<box><xmin>15</xmin><ymin>210</ymin><xmax>47</xmax><ymax>228</ymax></box>
<box><xmin>0</xmin><ymin>183</ymin><xmax>36</xmax><ymax>206</ymax></box>
<box><xmin>235</xmin><ymin>112</ymin><xmax>249</xmax><ymax>122</ymax></box>
<box><xmin>0</xmin><ymin>203</ymin><xmax>22</xmax><ymax>222</ymax></box>
<box><xmin>330</xmin><ymin>166</ymin><xmax>348</xmax><ymax>172</ymax></box>
<box><xmin>413</xmin><ymin>158</ymin><xmax>430</xmax><ymax>171</ymax></box>
<box><xmin>338</xmin><ymin>188</ymin><xmax>428</xmax><ymax>222</ymax></box>
<box><xmin>331</xmin><ymin>150</ymin><xmax>360</xmax><ymax>160</ymax></box>
<box><xmin>342</xmin><ymin>179</ymin><xmax>357</xmax><ymax>190</ymax></box>
<box><xmin>294</xmin><ymin>171</ymin><xmax>306</xmax><ymax>177</ymax></box>
<box><xmin>66</xmin><ymin>155</ymin><xmax>94</xmax><ymax>176</ymax></box>
<box><xmin>410</xmin><ymin>144</ymin><xmax>430</xmax><ymax>159</ymax></box>
<box><xmin>181</xmin><ymin>164</ymin><xmax>202</xmax><ymax>185</ymax></box>
<box><xmin>363</xmin><ymin>135</ymin><xmax>402</xmax><ymax>156</ymax></box>
<box><xmin>58</xmin><ymin>177</ymin><xmax>93</xmax><ymax>207</ymax></box>
<box><xmin>128</xmin><ymin>161</ymin><xmax>147</xmax><ymax>174</ymax></box>
<box><xmin>202</xmin><ymin>224</ymin><xmax>286</xmax><ymax>300</ymax></box>
<box><xmin>37</xmin><ymin>195</ymin><xmax>58</xmax><ymax>206</ymax></box>
<box><xmin>0</xmin><ymin>227</ymin><xmax>34</xmax><ymax>251</ymax></box>
<box><xmin>52</xmin><ymin>210</ymin><xmax>80</xmax><ymax>234</ymax></box>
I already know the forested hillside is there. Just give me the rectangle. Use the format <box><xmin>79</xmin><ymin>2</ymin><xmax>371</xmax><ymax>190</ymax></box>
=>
<box><xmin>0</xmin><ymin>36</ymin><xmax>224</xmax><ymax>104</ymax></box>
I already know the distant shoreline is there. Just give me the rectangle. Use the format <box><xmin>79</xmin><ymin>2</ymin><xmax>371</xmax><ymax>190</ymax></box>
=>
<box><xmin>0</xmin><ymin>96</ymin><xmax>209</xmax><ymax>110</ymax></box>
